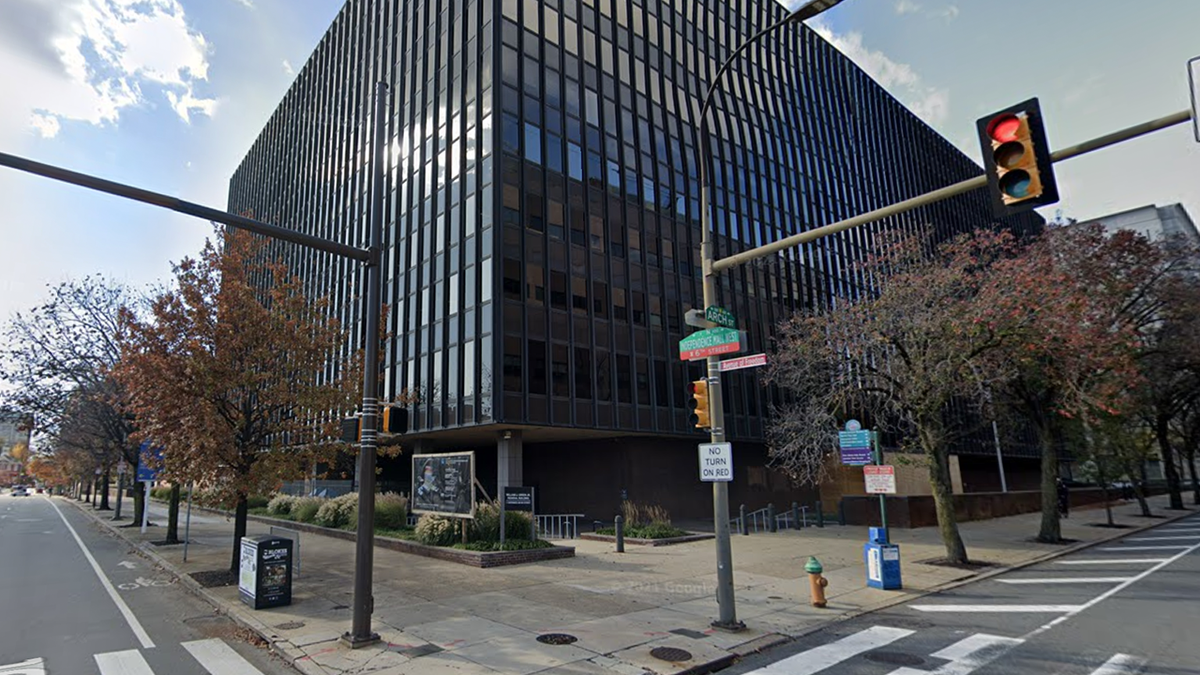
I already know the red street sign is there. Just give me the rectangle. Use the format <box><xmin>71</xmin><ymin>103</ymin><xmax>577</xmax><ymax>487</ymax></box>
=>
<box><xmin>719</xmin><ymin>353</ymin><xmax>767</xmax><ymax>372</ymax></box>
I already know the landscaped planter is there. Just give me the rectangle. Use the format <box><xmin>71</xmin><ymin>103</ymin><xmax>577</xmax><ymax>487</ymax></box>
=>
<box><xmin>579</xmin><ymin>532</ymin><xmax>714</xmax><ymax>547</ymax></box>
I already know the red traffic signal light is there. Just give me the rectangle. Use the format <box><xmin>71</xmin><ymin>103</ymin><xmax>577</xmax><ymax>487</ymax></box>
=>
<box><xmin>688</xmin><ymin>379</ymin><xmax>712</xmax><ymax>429</ymax></box>
<box><xmin>977</xmin><ymin>98</ymin><xmax>1058</xmax><ymax>218</ymax></box>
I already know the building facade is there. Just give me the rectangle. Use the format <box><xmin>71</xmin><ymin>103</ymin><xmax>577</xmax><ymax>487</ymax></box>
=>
<box><xmin>1078</xmin><ymin>203</ymin><xmax>1199</xmax><ymax>247</ymax></box>
<box><xmin>229</xmin><ymin>0</ymin><xmax>1043</xmax><ymax>519</ymax></box>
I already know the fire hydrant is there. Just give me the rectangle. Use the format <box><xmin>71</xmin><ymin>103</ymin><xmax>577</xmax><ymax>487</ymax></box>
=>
<box><xmin>806</xmin><ymin>556</ymin><xmax>829</xmax><ymax>608</ymax></box>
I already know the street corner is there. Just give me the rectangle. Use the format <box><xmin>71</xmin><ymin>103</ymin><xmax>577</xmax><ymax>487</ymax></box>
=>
<box><xmin>609</xmin><ymin>636</ymin><xmax>736</xmax><ymax>675</ymax></box>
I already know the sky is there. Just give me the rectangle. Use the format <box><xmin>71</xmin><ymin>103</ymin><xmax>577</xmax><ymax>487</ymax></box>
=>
<box><xmin>1</xmin><ymin>0</ymin><xmax>1198</xmax><ymax>326</ymax></box>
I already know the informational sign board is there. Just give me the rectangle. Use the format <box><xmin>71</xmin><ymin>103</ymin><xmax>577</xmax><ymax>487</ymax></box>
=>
<box><xmin>679</xmin><ymin>328</ymin><xmax>742</xmax><ymax>361</ymax></box>
<box><xmin>239</xmin><ymin>535</ymin><xmax>293</xmax><ymax>609</ymax></box>
<box><xmin>705</xmin><ymin>306</ymin><xmax>737</xmax><ymax>329</ymax></box>
<box><xmin>136</xmin><ymin>443</ymin><xmax>163</xmax><ymax>482</ymax></box>
<box><xmin>503</xmin><ymin>486</ymin><xmax>534</xmax><ymax>512</ymax></box>
<box><xmin>412</xmin><ymin>451</ymin><xmax>476</xmax><ymax>517</ymax></box>
<box><xmin>698</xmin><ymin>442</ymin><xmax>733</xmax><ymax>482</ymax></box>
<box><xmin>238</xmin><ymin>538</ymin><xmax>257</xmax><ymax>599</ymax></box>
<box><xmin>718</xmin><ymin>353</ymin><xmax>767</xmax><ymax>372</ymax></box>
<box><xmin>838</xmin><ymin>430</ymin><xmax>872</xmax><ymax>465</ymax></box>
<box><xmin>864</xmin><ymin>465</ymin><xmax>897</xmax><ymax>494</ymax></box>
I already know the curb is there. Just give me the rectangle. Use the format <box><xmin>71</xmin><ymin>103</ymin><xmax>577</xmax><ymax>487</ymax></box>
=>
<box><xmin>63</xmin><ymin>498</ymin><xmax>314</xmax><ymax>674</ymax></box>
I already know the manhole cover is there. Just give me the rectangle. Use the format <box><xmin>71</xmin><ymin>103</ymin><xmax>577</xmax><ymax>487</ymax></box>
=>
<box><xmin>864</xmin><ymin>651</ymin><xmax>925</xmax><ymax>666</ymax></box>
<box><xmin>536</xmin><ymin>633</ymin><xmax>579</xmax><ymax>645</ymax></box>
<box><xmin>650</xmin><ymin>647</ymin><xmax>693</xmax><ymax>662</ymax></box>
<box><xmin>275</xmin><ymin>622</ymin><xmax>305</xmax><ymax>630</ymax></box>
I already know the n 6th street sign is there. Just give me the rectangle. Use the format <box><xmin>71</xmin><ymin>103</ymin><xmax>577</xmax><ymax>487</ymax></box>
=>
<box><xmin>679</xmin><ymin>327</ymin><xmax>742</xmax><ymax>361</ymax></box>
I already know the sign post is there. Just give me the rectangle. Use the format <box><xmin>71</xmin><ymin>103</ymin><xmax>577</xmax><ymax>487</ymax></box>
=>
<box><xmin>872</xmin><ymin>431</ymin><xmax>888</xmax><ymax>532</ymax></box>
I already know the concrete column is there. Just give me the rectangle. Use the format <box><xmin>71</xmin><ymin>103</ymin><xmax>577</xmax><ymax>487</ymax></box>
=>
<box><xmin>497</xmin><ymin>430</ymin><xmax>523</xmax><ymax>490</ymax></box>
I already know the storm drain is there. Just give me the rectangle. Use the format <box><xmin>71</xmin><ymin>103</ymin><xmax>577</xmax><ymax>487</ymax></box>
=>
<box><xmin>274</xmin><ymin>622</ymin><xmax>305</xmax><ymax>631</ymax></box>
<box><xmin>649</xmin><ymin>647</ymin><xmax>693</xmax><ymax>663</ymax></box>
<box><xmin>864</xmin><ymin>651</ymin><xmax>925</xmax><ymax>667</ymax></box>
<box><xmin>536</xmin><ymin>633</ymin><xmax>579</xmax><ymax>646</ymax></box>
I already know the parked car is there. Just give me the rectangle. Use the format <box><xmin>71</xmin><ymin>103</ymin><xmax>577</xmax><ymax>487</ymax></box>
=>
<box><xmin>11</xmin><ymin>486</ymin><xmax>28</xmax><ymax>497</ymax></box>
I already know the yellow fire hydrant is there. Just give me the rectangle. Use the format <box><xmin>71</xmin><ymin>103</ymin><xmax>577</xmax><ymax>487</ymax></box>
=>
<box><xmin>806</xmin><ymin>556</ymin><xmax>829</xmax><ymax>608</ymax></box>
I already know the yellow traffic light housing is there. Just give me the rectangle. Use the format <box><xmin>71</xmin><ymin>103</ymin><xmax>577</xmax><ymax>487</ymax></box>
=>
<box><xmin>688</xmin><ymin>379</ymin><xmax>712</xmax><ymax>429</ymax></box>
<box><xmin>977</xmin><ymin>98</ymin><xmax>1058</xmax><ymax>218</ymax></box>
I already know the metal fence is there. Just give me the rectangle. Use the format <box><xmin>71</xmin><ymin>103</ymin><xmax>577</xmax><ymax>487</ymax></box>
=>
<box><xmin>733</xmin><ymin>503</ymin><xmax>824</xmax><ymax>534</ymax></box>
<box><xmin>536</xmin><ymin>513</ymin><xmax>584</xmax><ymax>540</ymax></box>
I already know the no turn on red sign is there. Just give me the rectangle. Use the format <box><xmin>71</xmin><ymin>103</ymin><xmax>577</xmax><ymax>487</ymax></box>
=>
<box><xmin>699</xmin><ymin>443</ymin><xmax>733</xmax><ymax>482</ymax></box>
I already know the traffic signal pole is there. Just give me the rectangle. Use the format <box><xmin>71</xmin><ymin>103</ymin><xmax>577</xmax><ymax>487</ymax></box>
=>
<box><xmin>713</xmin><ymin>108</ymin><xmax>1193</xmax><ymax>273</ymax></box>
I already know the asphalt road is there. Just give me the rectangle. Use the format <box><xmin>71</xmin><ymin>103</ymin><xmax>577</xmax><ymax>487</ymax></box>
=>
<box><xmin>730</xmin><ymin>512</ymin><xmax>1200</xmax><ymax>675</ymax></box>
<box><xmin>0</xmin><ymin>492</ymin><xmax>294</xmax><ymax>675</ymax></box>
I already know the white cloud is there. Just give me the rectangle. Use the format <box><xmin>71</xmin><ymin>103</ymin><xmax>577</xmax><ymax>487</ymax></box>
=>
<box><xmin>895</xmin><ymin>0</ymin><xmax>921</xmax><ymax>14</ymax></box>
<box><xmin>938</xmin><ymin>4</ymin><xmax>960</xmax><ymax>21</ymax></box>
<box><xmin>282</xmin><ymin>59</ymin><xmax>294</xmax><ymax>76</ymax></box>
<box><xmin>0</xmin><ymin>0</ymin><xmax>216</xmax><ymax>142</ymax></box>
<box><xmin>810</xmin><ymin>20</ymin><xmax>951</xmax><ymax>128</ymax></box>
<box><xmin>231</xmin><ymin>0</ymin><xmax>254</xmax><ymax>7</ymax></box>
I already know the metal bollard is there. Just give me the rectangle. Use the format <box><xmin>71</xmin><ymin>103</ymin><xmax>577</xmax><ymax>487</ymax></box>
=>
<box><xmin>801</xmin><ymin>505</ymin><xmax>809</xmax><ymax>528</ymax></box>
<box><xmin>615</xmin><ymin>514</ymin><xmax>625</xmax><ymax>553</ymax></box>
<box><xmin>791</xmin><ymin>502</ymin><xmax>800</xmax><ymax>530</ymax></box>
<box><xmin>816</xmin><ymin>500</ymin><xmax>825</xmax><ymax>528</ymax></box>
<box><xmin>768</xmin><ymin>503</ymin><xmax>777</xmax><ymax>533</ymax></box>
<box><xmin>837</xmin><ymin>499</ymin><xmax>846</xmax><ymax>526</ymax></box>
<box><xmin>740</xmin><ymin>504</ymin><xmax>748</xmax><ymax>535</ymax></box>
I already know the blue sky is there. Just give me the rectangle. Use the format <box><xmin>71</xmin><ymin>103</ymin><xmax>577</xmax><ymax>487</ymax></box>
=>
<box><xmin>1</xmin><ymin>0</ymin><xmax>1198</xmax><ymax>325</ymax></box>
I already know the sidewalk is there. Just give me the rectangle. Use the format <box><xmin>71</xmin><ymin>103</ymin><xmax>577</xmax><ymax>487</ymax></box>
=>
<box><xmin>72</xmin><ymin>493</ymin><xmax>1192</xmax><ymax>675</ymax></box>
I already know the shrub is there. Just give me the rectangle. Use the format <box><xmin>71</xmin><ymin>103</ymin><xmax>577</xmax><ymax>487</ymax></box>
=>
<box><xmin>471</xmin><ymin>500</ymin><xmax>532</xmax><ymax>542</ymax></box>
<box><xmin>454</xmin><ymin>539</ymin><xmax>553</xmax><ymax>552</ymax></box>
<box><xmin>374</xmin><ymin>492</ymin><xmax>409</xmax><ymax>530</ymax></box>
<box><xmin>292</xmin><ymin>497</ymin><xmax>323</xmax><ymax>523</ymax></box>
<box><xmin>631</xmin><ymin>522</ymin><xmax>688</xmax><ymax>539</ymax></box>
<box><xmin>414</xmin><ymin>513</ymin><xmax>460</xmax><ymax>546</ymax></box>
<box><xmin>149</xmin><ymin>487</ymin><xmax>171</xmax><ymax>500</ymax></box>
<box><xmin>621</xmin><ymin>500</ymin><xmax>672</xmax><ymax>528</ymax></box>
<box><xmin>247</xmin><ymin>495</ymin><xmax>270</xmax><ymax>510</ymax></box>
<box><xmin>267</xmin><ymin>494</ymin><xmax>298</xmax><ymax>517</ymax></box>
<box><xmin>314</xmin><ymin>492</ymin><xmax>359</xmax><ymax>529</ymax></box>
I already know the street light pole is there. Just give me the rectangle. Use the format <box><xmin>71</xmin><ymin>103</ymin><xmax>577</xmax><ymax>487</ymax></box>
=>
<box><xmin>697</xmin><ymin>0</ymin><xmax>844</xmax><ymax>631</ymax></box>
<box><xmin>343</xmin><ymin>81</ymin><xmax>388</xmax><ymax>649</ymax></box>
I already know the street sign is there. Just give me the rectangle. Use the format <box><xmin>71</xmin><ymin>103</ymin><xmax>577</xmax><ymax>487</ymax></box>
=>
<box><xmin>679</xmin><ymin>327</ymin><xmax>742</xmax><ymax>361</ymax></box>
<box><xmin>502</xmin><ymin>486</ymin><xmax>534</xmax><ymax>512</ymax></box>
<box><xmin>698</xmin><ymin>442</ymin><xmax>733</xmax><ymax>482</ymax></box>
<box><xmin>864</xmin><ymin>465</ymin><xmax>897</xmax><ymax>494</ymax></box>
<box><xmin>705</xmin><ymin>306</ymin><xmax>737</xmax><ymax>329</ymax></box>
<box><xmin>838</xmin><ymin>430</ymin><xmax>872</xmax><ymax>465</ymax></box>
<box><xmin>137</xmin><ymin>443</ymin><xmax>163</xmax><ymax>482</ymax></box>
<box><xmin>719</xmin><ymin>353</ymin><xmax>767</xmax><ymax>372</ymax></box>
<box><xmin>1189</xmin><ymin>56</ymin><xmax>1200</xmax><ymax>142</ymax></box>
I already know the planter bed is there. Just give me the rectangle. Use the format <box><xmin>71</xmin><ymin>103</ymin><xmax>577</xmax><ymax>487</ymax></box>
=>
<box><xmin>579</xmin><ymin>532</ymin><xmax>714</xmax><ymax>547</ymax></box>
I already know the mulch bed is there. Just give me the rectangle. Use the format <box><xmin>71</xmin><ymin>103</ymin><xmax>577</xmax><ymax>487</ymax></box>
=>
<box><xmin>191</xmin><ymin>569</ymin><xmax>237</xmax><ymax>588</ymax></box>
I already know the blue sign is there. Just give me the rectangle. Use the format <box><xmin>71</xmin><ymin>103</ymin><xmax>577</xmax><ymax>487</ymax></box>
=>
<box><xmin>838</xmin><ymin>430</ymin><xmax>873</xmax><ymax>466</ymax></box>
<box><xmin>137</xmin><ymin>443</ymin><xmax>164</xmax><ymax>482</ymax></box>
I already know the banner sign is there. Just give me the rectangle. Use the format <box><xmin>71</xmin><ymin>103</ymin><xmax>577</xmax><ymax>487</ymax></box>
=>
<box><xmin>412</xmin><ymin>451</ymin><xmax>476</xmax><ymax>517</ymax></box>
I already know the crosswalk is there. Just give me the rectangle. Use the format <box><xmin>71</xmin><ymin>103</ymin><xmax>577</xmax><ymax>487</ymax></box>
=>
<box><xmin>0</xmin><ymin>639</ymin><xmax>265</xmax><ymax>675</ymax></box>
<box><xmin>742</xmin><ymin>625</ymin><xmax>1147</xmax><ymax>675</ymax></box>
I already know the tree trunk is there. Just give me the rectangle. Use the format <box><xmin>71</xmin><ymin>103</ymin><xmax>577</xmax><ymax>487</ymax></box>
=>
<box><xmin>923</xmin><ymin>429</ymin><xmax>968</xmax><ymax>564</ymax></box>
<box><xmin>1187</xmin><ymin>448</ymin><xmax>1200</xmax><ymax>506</ymax></box>
<box><xmin>1155</xmin><ymin>413</ymin><xmax>1185</xmax><ymax>509</ymax></box>
<box><xmin>1133</xmin><ymin>462</ymin><xmax>1152</xmax><ymax>517</ymax></box>
<box><xmin>86</xmin><ymin>480</ymin><xmax>94</xmax><ymax>505</ymax></box>
<box><xmin>129</xmin><ymin>481</ymin><xmax>144</xmax><ymax>527</ymax></box>
<box><xmin>113</xmin><ymin>472</ymin><xmax>124</xmax><ymax>520</ymax></box>
<box><xmin>1036</xmin><ymin>420</ymin><xmax>1062</xmax><ymax>543</ymax></box>
<box><xmin>165</xmin><ymin>484</ymin><xmax>182</xmax><ymax>543</ymax></box>
<box><xmin>229</xmin><ymin>494</ymin><xmax>249</xmax><ymax>575</ymax></box>
<box><xmin>98</xmin><ymin>470</ymin><xmax>111</xmax><ymax>510</ymax></box>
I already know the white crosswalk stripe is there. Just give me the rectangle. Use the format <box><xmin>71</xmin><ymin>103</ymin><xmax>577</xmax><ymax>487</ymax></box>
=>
<box><xmin>94</xmin><ymin>650</ymin><xmax>155</xmax><ymax>675</ymax></box>
<box><xmin>746</xmin><ymin>625</ymin><xmax>914</xmax><ymax>674</ymax></box>
<box><xmin>889</xmin><ymin>633</ymin><xmax>1023</xmax><ymax>675</ymax></box>
<box><xmin>92</xmin><ymin>639</ymin><xmax>265</xmax><ymax>675</ymax></box>
<box><xmin>182</xmin><ymin>638</ymin><xmax>266</xmax><ymax>675</ymax></box>
<box><xmin>1089</xmin><ymin>653</ymin><xmax>1148</xmax><ymax>675</ymax></box>
<box><xmin>0</xmin><ymin>657</ymin><xmax>45</xmax><ymax>675</ymax></box>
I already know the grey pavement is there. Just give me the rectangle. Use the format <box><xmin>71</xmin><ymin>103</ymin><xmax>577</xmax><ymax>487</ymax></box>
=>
<box><xmin>0</xmin><ymin>492</ymin><xmax>293</xmax><ymax>675</ymax></box>
<box><xmin>727</xmin><ymin>511</ymin><xmax>1200</xmax><ymax>674</ymax></box>
<box><xmin>83</xmin><ymin>490</ymin><xmax>1195</xmax><ymax>675</ymax></box>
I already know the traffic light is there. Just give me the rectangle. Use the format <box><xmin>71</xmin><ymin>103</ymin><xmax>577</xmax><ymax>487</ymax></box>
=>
<box><xmin>339</xmin><ymin>417</ymin><xmax>360</xmax><ymax>443</ymax></box>
<box><xmin>688</xmin><ymin>379</ymin><xmax>712</xmax><ymax>429</ymax></box>
<box><xmin>976</xmin><ymin>98</ymin><xmax>1058</xmax><ymax>218</ymax></box>
<box><xmin>381</xmin><ymin>405</ymin><xmax>409</xmax><ymax>435</ymax></box>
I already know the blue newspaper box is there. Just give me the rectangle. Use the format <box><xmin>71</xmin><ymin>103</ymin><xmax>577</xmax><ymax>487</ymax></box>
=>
<box><xmin>864</xmin><ymin>527</ymin><xmax>902</xmax><ymax>590</ymax></box>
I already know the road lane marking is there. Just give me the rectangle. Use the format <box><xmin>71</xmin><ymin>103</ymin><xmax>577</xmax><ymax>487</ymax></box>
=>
<box><xmin>48</xmin><ymin>500</ymin><xmax>155</xmax><ymax>649</ymax></box>
<box><xmin>1099</xmin><ymin>545</ymin><xmax>1189</xmax><ymax>551</ymax></box>
<box><xmin>1056</xmin><ymin>559</ymin><xmax>1167</xmax><ymax>565</ymax></box>
<box><xmin>94</xmin><ymin>650</ymin><xmax>155</xmax><ymax>675</ymax></box>
<box><xmin>1089</xmin><ymin>653</ymin><xmax>1148</xmax><ymax>675</ymax></box>
<box><xmin>911</xmin><ymin>604</ymin><xmax>1082</xmax><ymax>613</ymax></box>
<box><xmin>1128</xmin><ymin>535</ymin><xmax>1200</xmax><ymax>541</ymax></box>
<box><xmin>0</xmin><ymin>657</ymin><xmax>45</xmax><ymax>674</ymax></box>
<box><xmin>747</xmin><ymin>626</ymin><xmax>915</xmax><ymax>674</ymax></box>
<box><xmin>889</xmin><ymin>633</ymin><xmax>1024</xmax><ymax>675</ymax></box>
<box><xmin>997</xmin><ymin>577</ymin><xmax>1132</xmax><ymax>584</ymax></box>
<box><xmin>1024</xmin><ymin>538</ymin><xmax>1200</xmax><ymax>639</ymax></box>
<box><xmin>182</xmin><ymin>638</ymin><xmax>266</xmax><ymax>675</ymax></box>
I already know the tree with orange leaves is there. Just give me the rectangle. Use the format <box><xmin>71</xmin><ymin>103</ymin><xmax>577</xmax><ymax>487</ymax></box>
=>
<box><xmin>117</xmin><ymin>227</ymin><xmax>358</xmax><ymax>574</ymax></box>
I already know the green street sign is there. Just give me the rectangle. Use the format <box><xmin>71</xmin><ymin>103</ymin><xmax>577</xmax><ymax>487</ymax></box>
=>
<box><xmin>705</xmin><ymin>306</ymin><xmax>737</xmax><ymax>329</ymax></box>
<box><xmin>679</xmin><ymin>327</ymin><xmax>742</xmax><ymax>361</ymax></box>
